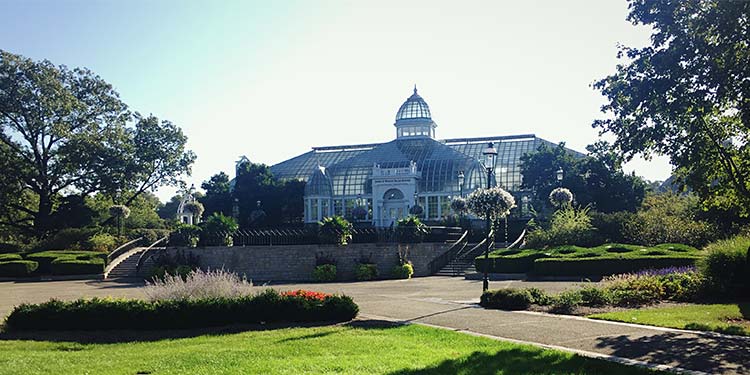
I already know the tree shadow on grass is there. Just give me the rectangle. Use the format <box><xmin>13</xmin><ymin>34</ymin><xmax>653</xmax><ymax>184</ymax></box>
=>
<box><xmin>595</xmin><ymin>332</ymin><xmax>750</xmax><ymax>374</ymax></box>
<box><xmin>387</xmin><ymin>349</ymin><xmax>653</xmax><ymax>375</ymax></box>
<box><xmin>0</xmin><ymin>320</ymin><xmax>342</xmax><ymax>344</ymax></box>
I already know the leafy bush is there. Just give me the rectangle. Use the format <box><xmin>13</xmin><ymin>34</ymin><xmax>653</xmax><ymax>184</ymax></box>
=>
<box><xmin>395</xmin><ymin>216</ymin><xmax>429</xmax><ymax>243</ymax></box>
<box><xmin>32</xmin><ymin>228</ymin><xmax>99</xmax><ymax>251</ymax></box>
<box><xmin>578</xmin><ymin>286</ymin><xmax>611</xmax><ymax>307</ymax></box>
<box><xmin>355</xmin><ymin>263</ymin><xmax>378</xmax><ymax>281</ymax></box>
<box><xmin>169</xmin><ymin>224</ymin><xmax>202</xmax><ymax>247</ymax></box>
<box><xmin>0</xmin><ymin>261</ymin><xmax>38</xmax><ymax>277</ymax></box>
<box><xmin>603</xmin><ymin>267</ymin><xmax>704</xmax><ymax>306</ymax></box>
<box><xmin>312</xmin><ymin>264</ymin><xmax>337</xmax><ymax>282</ymax></box>
<box><xmin>699</xmin><ymin>236</ymin><xmax>750</xmax><ymax>295</ymax></box>
<box><xmin>130</xmin><ymin>228</ymin><xmax>171</xmax><ymax>245</ymax></box>
<box><xmin>144</xmin><ymin>269</ymin><xmax>252</xmax><ymax>301</ymax></box>
<box><xmin>50</xmin><ymin>258</ymin><xmax>105</xmax><ymax>275</ymax></box>
<box><xmin>87</xmin><ymin>233</ymin><xmax>117</xmax><ymax>252</ymax></box>
<box><xmin>526</xmin><ymin>206</ymin><xmax>598</xmax><ymax>248</ymax></box>
<box><xmin>526</xmin><ymin>287</ymin><xmax>554</xmax><ymax>306</ymax></box>
<box><xmin>480</xmin><ymin>288</ymin><xmax>534</xmax><ymax>310</ymax></box>
<box><xmin>4</xmin><ymin>290</ymin><xmax>359</xmax><ymax>331</ymax></box>
<box><xmin>392</xmin><ymin>263</ymin><xmax>414</xmax><ymax>279</ymax></box>
<box><xmin>590</xmin><ymin>211</ymin><xmax>633</xmax><ymax>243</ymax></box>
<box><xmin>0</xmin><ymin>253</ymin><xmax>22</xmax><ymax>262</ymax></box>
<box><xmin>317</xmin><ymin>216</ymin><xmax>352</xmax><ymax>245</ymax></box>
<box><xmin>201</xmin><ymin>213</ymin><xmax>239</xmax><ymax>246</ymax></box>
<box><xmin>623</xmin><ymin>193</ymin><xmax>717</xmax><ymax>247</ymax></box>
<box><xmin>25</xmin><ymin>250</ymin><xmax>107</xmax><ymax>274</ymax></box>
<box><xmin>551</xmin><ymin>290</ymin><xmax>583</xmax><ymax>313</ymax></box>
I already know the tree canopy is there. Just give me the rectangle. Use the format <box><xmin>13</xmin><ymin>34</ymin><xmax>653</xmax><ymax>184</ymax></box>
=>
<box><xmin>0</xmin><ymin>50</ymin><xmax>195</xmax><ymax>238</ymax></box>
<box><xmin>520</xmin><ymin>142</ymin><xmax>646</xmax><ymax>213</ymax></box>
<box><xmin>594</xmin><ymin>0</ymin><xmax>750</xmax><ymax>215</ymax></box>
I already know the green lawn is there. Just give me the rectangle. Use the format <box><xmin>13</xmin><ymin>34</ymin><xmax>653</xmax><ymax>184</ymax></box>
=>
<box><xmin>0</xmin><ymin>323</ymin><xmax>658</xmax><ymax>374</ymax></box>
<box><xmin>589</xmin><ymin>303</ymin><xmax>750</xmax><ymax>336</ymax></box>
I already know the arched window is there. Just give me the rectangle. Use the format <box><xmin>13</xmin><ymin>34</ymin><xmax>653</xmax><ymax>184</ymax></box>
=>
<box><xmin>383</xmin><ymin>188</ymin><xmax>405</xmax><ymax>200</ymax></box>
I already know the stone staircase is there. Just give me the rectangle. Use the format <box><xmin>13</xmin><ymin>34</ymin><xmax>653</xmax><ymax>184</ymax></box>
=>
<box><xmin>104</xmin><ymin>247</ymin><xmax>149</xmax><ymax>279</ymax></box>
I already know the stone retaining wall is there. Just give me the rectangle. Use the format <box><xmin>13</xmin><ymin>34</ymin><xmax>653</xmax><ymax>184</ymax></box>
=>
<box><xmin>162</xmin><ymin>243</ymin><xmax>451</xmax><ymax>282</ymax></box>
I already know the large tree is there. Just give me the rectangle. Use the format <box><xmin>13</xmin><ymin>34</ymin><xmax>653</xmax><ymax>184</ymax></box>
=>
<box><xmin>520</xmin><ymin>142</ymin><xmax>646</xmax><ymax>213</ymax></box>
<box><xmin>199</xmin><ymin>172</ymin><xmax>233</xmax><ymax>217</ymax></box>
<box><xmin>232</xmin><ymin>160</ymin><xmax>304</xmax><ymax>227</ymax></box>
<box><xmin>594</xmin><ymin>0</ymin><xmax>750</xmax><ymax>215</ymax></box>
<box><xmin>0</xmin><ymin>50</ymin><xmax>195</xmax><ymax>237</ymax></box>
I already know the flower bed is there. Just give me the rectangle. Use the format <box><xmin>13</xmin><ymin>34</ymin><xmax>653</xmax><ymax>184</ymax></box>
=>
<box><xmin>4</xmin><ymin>289</ymin><xmax>359</xmax><ymax>331</ymax></box>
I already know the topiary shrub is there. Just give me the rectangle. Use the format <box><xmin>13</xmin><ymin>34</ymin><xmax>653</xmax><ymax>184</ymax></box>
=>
<box><xmin>50</xmin><ymin>258</ymin><xmax>105</xmax><ymax>275</ymax></box>
<box><xmin>25</xmin><ymin>250</ymin><xmax>107</xmax><ymax>274</ymax></box>
<box><xmin>0</xmin><ymin>243</ymin><xmax>22</xmax><ymax>254</ymax></box>
<box><xmin>480</xmin><ymin>288</ymin><xmax>534</xmax><ymax>310</ymax></box>
<box><xmin>699</xmin><ymin>235</ymin><xmax>750</xmax><ymax>295</ymax></box>
<box><xmin>0</xmin><ymin>253</ymin><xmax>22</xmax><ymax>262</ymax></box>
<box><xmin>355</xmin><ymin>263</ymin><xmax>378</xmax><ymax>281</ymax></box>
<box><xmin>391</xmin><ymin>263</ymin><xmax>414</xmax><ymax>279</ymax></box>
<box><xmin>312</xmin><ymin>264</ymin><xmax>337</xmax><ymax>282</ymax></box>
<box><xmin>317</xmin><ymin>216</ymin><xmax>352</xmax><ymax>245</ymax></box>
<box><xmin>0</xmin><ymin>261</ymin><xmax>38</xmax><ymax>277</ymax></box>
<box><xmin>395</xmin><ymin>216</ymin><xmax>429</xmax><ymax>243</ymax></box>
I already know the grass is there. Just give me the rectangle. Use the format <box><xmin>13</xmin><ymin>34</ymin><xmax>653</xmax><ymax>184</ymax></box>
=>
<box><xmin>589</xmin><ymin>303</ymin><xmax>750</xmax><ymax>336</ymax></box>
<box><xmin>0</xmin><ymin>323</ymin><xmax>659</xmax><ymax>374</ymax></box>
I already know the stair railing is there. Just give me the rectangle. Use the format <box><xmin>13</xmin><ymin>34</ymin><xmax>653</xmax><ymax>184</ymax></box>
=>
<box><xmin>135</xmin><ymin>236</ymin><xmax>169</xmax><ymax>273</ymax></box>
<box><xmin>107</xmin><ymin>237</ymin><xmax>144</xmax><ymax>263</ymax></box>
<box><xmin>428</xmin><ymin>230</ymin><xmax>468</xmax><ymax>275</ymax></box>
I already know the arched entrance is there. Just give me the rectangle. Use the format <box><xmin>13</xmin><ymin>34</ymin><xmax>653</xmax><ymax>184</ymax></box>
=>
<box><xmin>382</xmin><ymin>188</ymin><xmax>406</xmax><ymax>227</ymax></box>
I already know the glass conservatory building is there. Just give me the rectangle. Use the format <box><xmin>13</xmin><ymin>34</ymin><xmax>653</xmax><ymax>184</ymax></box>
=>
<box><xmin>268</xmin><ymin>87</ymin><xmax>580</xmax><ymax>227</ymax></box>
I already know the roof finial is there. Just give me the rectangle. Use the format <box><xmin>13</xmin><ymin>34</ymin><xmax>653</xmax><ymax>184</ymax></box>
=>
<box><xmin>413</xmin><ymin>84</ymin><xmax>418</xmax><ymax>95</ymax></box>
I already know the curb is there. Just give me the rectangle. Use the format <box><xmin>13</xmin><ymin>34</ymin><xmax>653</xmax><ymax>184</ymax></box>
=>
<box><xmin>0</xmin><ymin>274</ymin><xmax>103</xmax><ymax>282</ymax></box>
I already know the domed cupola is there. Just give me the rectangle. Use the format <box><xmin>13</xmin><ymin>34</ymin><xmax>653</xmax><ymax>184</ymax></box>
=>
<box><xmin>394</xmin><ymin>86</ymin><xmax>437</xmax><ymax>139</ymax></box>
<box><xmin>304</xmin><ymin>165</ymin><xmax>333</xmax><ymax>197</ymax></box>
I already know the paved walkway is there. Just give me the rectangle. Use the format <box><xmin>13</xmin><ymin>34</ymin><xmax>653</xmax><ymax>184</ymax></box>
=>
<box><xmin>1</xmin><ymin>277</ymin><xmax>748</xmax><ymax>374</ymax></box>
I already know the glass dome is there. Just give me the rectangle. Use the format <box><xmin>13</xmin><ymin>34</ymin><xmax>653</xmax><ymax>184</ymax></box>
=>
<box><xmin>395</xmin><ymin>87</ymin><xmax>432</xmax><ymax>120</ymax></box>
<box><xmin>304</xmin><ymin>166</ymin><xmax>333</xmax><ymax>197</ymax></box>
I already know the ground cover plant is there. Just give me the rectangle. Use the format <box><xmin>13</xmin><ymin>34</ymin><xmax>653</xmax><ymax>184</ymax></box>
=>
<box><xmin>589</xmin><ymin>303</ymin><xmax>750</xmax><ymax>337</ymax></box>
<box><xmin>475</xmin><ymin>243</ymin><xmax>702</xmax><ymax>277</ymax></box>
<box><xmin>0</xmin><ymin>324</ymin><xmax>658</xmax><ymax>374</ymax></box>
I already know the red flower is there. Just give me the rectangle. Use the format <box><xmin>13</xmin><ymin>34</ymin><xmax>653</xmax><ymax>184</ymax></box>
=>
<box><xmin>281</xmin><ymin>289</ymin><xmax>330</xmax><ymax>301</ymax></box>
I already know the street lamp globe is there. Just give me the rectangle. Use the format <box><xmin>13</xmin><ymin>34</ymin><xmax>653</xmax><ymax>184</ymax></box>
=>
<box><xmin>483</xmin><ymin>142</ymin><xmax>498</xmax><ymax>173</ymax></box>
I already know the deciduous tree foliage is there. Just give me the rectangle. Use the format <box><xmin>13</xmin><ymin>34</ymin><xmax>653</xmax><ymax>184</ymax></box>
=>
<box><xmin>520</xmin><ymin>142</ymin><xmax>645</xmax><ymax>213</ymax></box>
<box><xmin>232</xmin><ymin>160</ymin><xmax>304</xmax><ymax>227</ymax></box>
<box><xmin>594</xmin><ymin>0</ymin><xmax>750</xmax><ymax>215</ymax></box>
<box><xmin>0</xmin><ymin>50</ymin><xmax>195</xmax><ymax>237</ymax></box>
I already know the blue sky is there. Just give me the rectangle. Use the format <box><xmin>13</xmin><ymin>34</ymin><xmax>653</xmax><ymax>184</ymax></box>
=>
<box><xmin>1</xmin><ymin>0</ymin><xmax>669</xmax><ymax>201</ymax></box>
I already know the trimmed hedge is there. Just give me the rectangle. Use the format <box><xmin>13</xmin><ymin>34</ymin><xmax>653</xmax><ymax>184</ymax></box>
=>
<box><xmin>0</xmin><ymin>253</ymin><xmax>22</xmax><ymax>262</ymax></box>
<box><xmin>25</xmin><ymin>251</ymin><xmax>107</xmax><ymax>274</ymax></box>
<box><xmin>50</xmin><ymin>258</ymin><xmax>105</xmax><ymax>275</ymax></box>
<box><xmin>4</xmin><ymin>290</ymin><xmax>359</xmax><ymax>331</ymax></box>
<box><xmin>532</xmin><ymin>256</ymin><xmax>699</xmax><ymax>277</ymax></box>
<box><xmin>0</xmin><ymin>261</ymin><xmax>39</xmax><ymax>277</ymax></box>
<box><xmin>476</xmin><ymin>243</ymin><xmax>702</xmax><ymax>277</ymax></box>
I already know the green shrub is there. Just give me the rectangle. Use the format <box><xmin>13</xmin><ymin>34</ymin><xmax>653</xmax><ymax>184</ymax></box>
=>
<box><xmin>312</xmin><ymin>264</ymin><xmax>337</xmax><ymax>282</ymax></box>
<box><xmin>25</xmin><ymin>250</ymin><xmax>106</xmax><ymax>274</ymax></box>
<box><xmin>551</xmin><ymin>290</ymin><xmax>583</xmax><ymax>312</ymax></box>
<box><xmin>391</xmin><ymin>263</ymin><xmax>414</xmax><ymax>279</ymax></box>
<box><xmin>317</xmin><ymin>216</ymin><xmax>352</xmax><ymax>245</ymax></box>
<box><xmin>526</xmin><ymin>287</ymin><xmax>554</xmax><ymax>305</ymax></box>
<box><xmin>355</xmin><ymin>263</ymin><xmax>378</xmax><ymax>281</ymax></box>
<box><xmin>590</xmin><ymin>211</ymin><xmax>632</xmax><ymax>243</ymax></box>
<box><xmin>578</xmin><ymin>286</ymin><xmax>611</xmax><ymax>307</ymax></box>
<box><xmin>699</xmin><ymin>236</ymin><xmax>750</xmax><ymax>295</ymax></box>
<box><xmin>480</xmin><ymin>288</ymin><xmax>534</xmax><ymax>310</ymax></box>
<box><xmin>33</xmin><ymin>228</ymin><xmax>99</xmax><ymax>251</ymax></box>
<box><xmin>87</xmin><ymin>233</ymin><xmax>118</xmax><ymax>252</ymax></box>
<box><xmin>50</xmin><ymin>258</ymin><xmax>105</xmax><ymax>275</ymax></box>
<box><xmin>4</xmin><ymin>291</ymin><xmax>359</xmax><ymax>331</ymax></box>
<box><xmin>475</xmin><ymin>250</ymin><xmax>549</xmax><ymax>274</ymax></box>
<box><xmin>623</xmin><ymin>193</ymin><xmax>717</xmax><ymax>247</ymax></box>
<box><xmin>526</xmin><ymin>206</ymin><xmax>599</xmax><ymax>248</ymax></box>
<box><xmin>0</xmin><ymin>253</ymin><xmax>22</xmax><ymax>262</ymax></box>
<box><xmin>130</xmin><ymin>228</ymin><xmax>171</xmax><ymax>245</ymax></box>
<box><xmin>395</xmin><ymin>216</ymin><xmax>429</xmax><ymax>243</ymax></box>
<box><xmin>0</xmin><ymin>261</ymin><xmax>38</xmax><ymax>277</ymax></box>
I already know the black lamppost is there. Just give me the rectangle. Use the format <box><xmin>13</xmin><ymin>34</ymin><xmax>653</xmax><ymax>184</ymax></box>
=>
<box><xmin>556</xmin><ymin>167</ymin><xmax>564</xmax><ymax>186</ymax></box>
<box><xmin>482</xmin><ymin>142</ymin><xmax>498</xmax><ymax>292</ymax></box>
<box><xmin>458</xmin><ymin>170</ymin><xmax>465</xmax><ymax>198</ymax></box>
